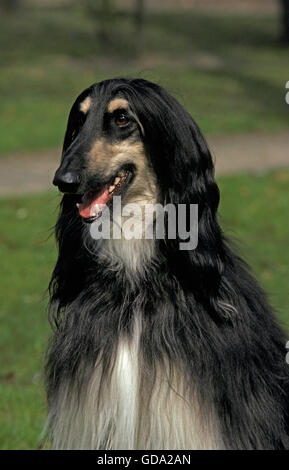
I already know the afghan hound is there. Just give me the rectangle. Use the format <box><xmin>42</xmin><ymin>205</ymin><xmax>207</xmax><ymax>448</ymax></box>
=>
<box><xmin>45</xmin><ymin>78</ymin><xmax>289</xmax><ymax>450</ymax></box>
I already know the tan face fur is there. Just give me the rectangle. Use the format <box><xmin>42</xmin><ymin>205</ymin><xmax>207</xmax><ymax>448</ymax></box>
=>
<box><xmin>79</xmin><ymin>96</ymin><xmax>92</xmax><ymax>114</ymax></box>
<box><xmin>79</xmin><ymin>97</ymin><xmax>158</xmax><ymax>270</ymax></box>
<box><xmin>86</xmin><ymin>98</ymin><xmax>157</xmax><ymax>210</ymax></box>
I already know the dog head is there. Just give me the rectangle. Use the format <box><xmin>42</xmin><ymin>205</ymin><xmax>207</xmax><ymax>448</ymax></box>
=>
<box><xmin>53</xmin><ymin>79</ymin><xmax>158</xmax><ymax>222</ymax></box>
<box><xmin>54</xmin><ymin>78</ymin><xmax>223</xmax><ymax>275</ymax></box>
<box><xmin>54</xmin><ymin>77</ymin><xmax>220</xmax><ymax>216</ymax></box>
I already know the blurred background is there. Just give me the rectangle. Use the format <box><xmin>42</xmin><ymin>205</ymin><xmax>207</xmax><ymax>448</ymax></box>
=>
<box><xmin>0</xmin><ymin>0</ymin><xmax>288</xmax><ymax>449</ymax></box>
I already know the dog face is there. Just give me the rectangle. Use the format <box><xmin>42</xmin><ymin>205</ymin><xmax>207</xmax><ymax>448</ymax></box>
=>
<box><xmin>53</xmin><ymin>88</ymin><xmax>157</xmax><ymax>221</ymax></box>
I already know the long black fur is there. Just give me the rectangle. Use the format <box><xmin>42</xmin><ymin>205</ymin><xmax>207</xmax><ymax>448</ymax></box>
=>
<box><xmin>46</xmin><ymin>78</ymin><xmax>289</xmax><ymax>449</ymax></box>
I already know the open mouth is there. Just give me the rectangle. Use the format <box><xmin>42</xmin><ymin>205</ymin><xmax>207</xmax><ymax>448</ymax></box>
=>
<box><xmin>76</xmin><ymin>168</ymin><xmax>132</xmax><ymax>221</ymax></box>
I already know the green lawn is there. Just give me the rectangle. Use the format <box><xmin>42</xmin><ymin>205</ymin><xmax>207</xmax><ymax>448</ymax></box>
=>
<box><xmin>0</xmin><ymin>169</ymin><xmax>289</xmax><ymax>449</ymax></box>
<box><xmin>0</xmin><ymin>5</ymin><xmax>289</xmax><ymax>154</ymax></box>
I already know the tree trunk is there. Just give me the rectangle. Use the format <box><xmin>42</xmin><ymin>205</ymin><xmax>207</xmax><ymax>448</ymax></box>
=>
<box><xmin>87</xmin><ymin>0</ymin><xmax>116</xmax><ymax>43</ymax></box>
<box><xmin>0</xmin><ymin>0</ymin><xmax>20</xmax><ymax>10</ymax></box>
<box><xmin>135</xmin><ymin>0</ymin><xmax>145</xmax><ymax>32</ymax></box>
<box><xmin>280</xmin><ymin>0</ymin><xmax>289</xmax><ymax>43</ymax></box>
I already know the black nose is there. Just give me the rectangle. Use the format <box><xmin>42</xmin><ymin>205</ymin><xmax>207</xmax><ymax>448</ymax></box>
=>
<box><xmin>53</xmin><ymin>170</ymin><xmax>80</xmax><ymax>193</ymax></box>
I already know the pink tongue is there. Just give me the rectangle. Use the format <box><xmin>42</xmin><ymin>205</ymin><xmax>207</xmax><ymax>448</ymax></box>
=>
<box><xmin>78</xmin><ymin>188</ymin><xmax>110</xmax><ymax>218</ymax></box>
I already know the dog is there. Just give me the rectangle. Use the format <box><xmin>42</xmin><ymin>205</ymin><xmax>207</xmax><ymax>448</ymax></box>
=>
<box><xmin>45</xmin><ymin>78</ymin><xmax>289</xmax><ymax>450</ymax></box>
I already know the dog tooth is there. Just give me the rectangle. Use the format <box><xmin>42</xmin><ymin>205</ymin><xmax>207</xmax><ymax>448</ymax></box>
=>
<box><xmin>76</xmin><ymin>203</ymin><xmax>80</xmax><ymax>208</ymax></box>
<box><xmin>118</xmin><ymin>170</ymin><xmax>125</xmax><ymax>177</ymax></box>
<box><xmin>108</xmin><ymin>185</ymin><xmax>115</xmax><ymax>193</ymax></box>
<box><xmin>114</xmin><ymin>177</ymin><xmax>121</xmax><ymax>186</ymax></box>
<box><xmin>92</xmin><ymin>204</ymin><xmax>100</xmax><ymax>215</ymax></box>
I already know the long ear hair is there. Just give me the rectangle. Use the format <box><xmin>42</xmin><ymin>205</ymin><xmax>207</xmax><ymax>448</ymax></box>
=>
<box><xmin>48</xmin><ymin>194</ymin><xmax>87</xmax><ymax>328</ymax></box>
<box><xmin>115</xmin><ymin>79</ymin><xmax>230</xmax><ymax>316</ymax></box>
<box><xmin>49</xmin><ymin>86</ymin><xmax>94</xmax><ymax>328</ymax></box>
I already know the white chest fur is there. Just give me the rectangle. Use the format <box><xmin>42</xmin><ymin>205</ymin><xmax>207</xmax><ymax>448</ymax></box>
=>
<box><xmin>48</xmin><ymin>330</ymin><xmax>224</xmax><ymax>450</ymax></box>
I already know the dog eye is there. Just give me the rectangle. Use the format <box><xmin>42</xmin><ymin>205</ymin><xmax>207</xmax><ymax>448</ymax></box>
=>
<box><xmin>115</xmin><ymin>114</ymin><xmax>129</xmax><ymax>127</ymax></box>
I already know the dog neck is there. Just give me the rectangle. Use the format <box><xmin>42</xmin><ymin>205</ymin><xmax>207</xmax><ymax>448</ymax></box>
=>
<box><xmin>86</xmin><ymin>198</ymin><xmax>158</xmax><ymax>273</ymax></box>
<box><xmin>100</xmin><ymin>237</ymin><xmax>156</xmax><ymax>274</ymax></box>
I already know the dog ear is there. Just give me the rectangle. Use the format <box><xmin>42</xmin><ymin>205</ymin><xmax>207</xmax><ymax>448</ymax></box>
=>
<box><xmin>161</xmin><ymin>113</ymin><xmax>227</xmax><ymax>314</ymax></box>
<box><xmin>124</xmin><ymin>81</ymin><xmax>228</xmax><ymax>315</ymax></box>
<box><xmin>48</xmin><ymin>195</ymin><xmax>85</xmax><ymax>328</ymax></box>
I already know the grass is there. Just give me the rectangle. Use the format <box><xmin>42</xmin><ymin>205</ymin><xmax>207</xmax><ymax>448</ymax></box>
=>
<box><xmin>0</xmin><ymin>191</ymin><xmax>59</xmax><ymax>449</ymax></box>
<box><xmin>0</xmin><ymin>5</ymin><xmax>289</xmax><ymax>154</ymax></box>
<box><xmin>0</xmin><ymin>169</ymin><xmax>289</xmax><ymax>449</ymax></box>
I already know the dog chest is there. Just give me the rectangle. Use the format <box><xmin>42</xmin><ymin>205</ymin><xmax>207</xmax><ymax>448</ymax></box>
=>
<box><xmin>48</xmin><ymin>333</ymin><xmax>224</xmax><ymax>450</ymax></box>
